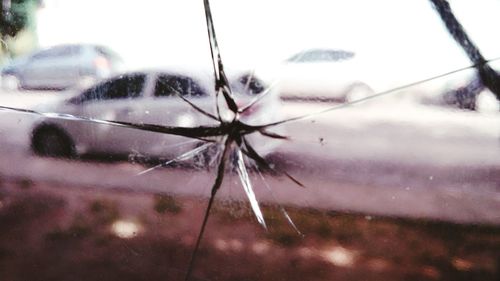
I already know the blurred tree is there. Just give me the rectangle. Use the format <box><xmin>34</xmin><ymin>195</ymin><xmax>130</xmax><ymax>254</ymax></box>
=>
<box><xmin>429</xmin><ymin>0</ymin><xmax>500</xmax><ymax>105</ymax></box>
<box><xmin>0</xmin><ymin>0</ymin><xmax>37</xmax><ymax>61</ymax></box>
<box><xmin>1</xmin><ymin>0</ymin><xmax>29</xmax><ymax>37</ymax></box>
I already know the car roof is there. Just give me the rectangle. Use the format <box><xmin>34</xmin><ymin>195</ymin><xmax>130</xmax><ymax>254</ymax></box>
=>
<box><xmin>286</xmin><ymin>48</ymin><xmax>355</xmax><ymax>63</ymax></box>
<box><xmin>68</xmin><ymin>69</ymin><xmax>211</xmax><ymax>96</ymax></box>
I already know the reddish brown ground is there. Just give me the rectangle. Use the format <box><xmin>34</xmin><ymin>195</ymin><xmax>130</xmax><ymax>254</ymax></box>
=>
<box><xmin>0</xmin><ymin>178</ymin><xmax>498</xmax><ymax>281</ymax></box>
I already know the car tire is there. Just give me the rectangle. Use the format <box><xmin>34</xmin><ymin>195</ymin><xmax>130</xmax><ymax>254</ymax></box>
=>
<box><xmin>1</xmin><ymin>74</ymin><xmax>21</xmax><ymax>91</ymax></box>
<box><xmin>32</xmin><ymin>126</ymin><xmax>76</xmax><ymax>158</ymax></box>
<box><xmin>345</xmin><ymin>83</ymin><xmax>375</xmax><ymax>103</ymax></box>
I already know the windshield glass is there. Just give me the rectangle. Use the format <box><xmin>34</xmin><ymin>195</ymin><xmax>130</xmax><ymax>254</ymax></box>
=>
<box><xmin>0</xmin><ymin>1</ymin><xmax>499</xmax><ymax>281</ymax></box>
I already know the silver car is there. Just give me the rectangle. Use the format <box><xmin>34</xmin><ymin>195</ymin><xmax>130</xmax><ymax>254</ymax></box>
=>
<box><xmin>1</xmin><ymin>44</ymin><xmax>124</xmax><ymax>90</ymax></box>
<box><xmin>275</xmin><ymin>49</ymin><xmax>375</xmax><ymax>102</ymax></box>
<box><xmin>30</xmin><ymin>70</ymin><xmax>283</xmax><ymax>163</ymax></box>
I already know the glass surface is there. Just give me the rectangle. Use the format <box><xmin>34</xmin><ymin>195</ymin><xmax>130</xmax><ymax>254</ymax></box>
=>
<box><xmin>0</xmin><ymin>1</ymin><xmax>499</xmax><ymax>281</ymax></box>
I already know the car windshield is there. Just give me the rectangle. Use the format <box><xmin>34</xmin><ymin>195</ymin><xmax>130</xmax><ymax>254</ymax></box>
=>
<box><xmin>31</xmin><ymin>45</ymin><xmax>80</xmax><ymax>59</ymax></box>
<box><xmin>287</xmin><ymin>49</ymin><xmax>355</xmax><ymax>63</ymax></box>
<box><xmin>0</xmin><ymin>1</ymin><xmax>499</xmax><ymax>281</ymax></box>
<box><xmin>70</xmin><ymin>73</ymin><xmax>146</xmax><ymax>104</ymax></box>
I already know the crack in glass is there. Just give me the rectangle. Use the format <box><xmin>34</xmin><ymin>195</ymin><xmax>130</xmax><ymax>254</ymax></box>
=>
<box><xmin>0</xmin><ymin>0</ymin><xmax>499</xmax><ymax>280</ymax></box>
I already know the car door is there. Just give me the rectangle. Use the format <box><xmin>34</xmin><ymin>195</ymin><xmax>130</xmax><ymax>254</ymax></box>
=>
<box><xmin>20</xmin><ymin>49</ymin><xmax>52</xmax><ymax>88</ymax></box>
<box><xmin>22</xmin><ymin>46</ymin><xmax>81</xmax><ymax>89</ymax></box>
<box><xmin>48</xmin><ymin>45</ymin><xmax>82</xmax><ymax>88</ymax></box>
<box><xmin>135</xmin><ymin>73</ymin><xmax>214</xmax><ymax>158</ymax></box>
<box><xmin>279</xmin><ymin>49</ymin><xmax>362</xmax><ymax>100</ymax></box>
<box><xmin>69</xmin><ymin>73</ymin><xmax>149</xmax><ymax>155</ymax></box>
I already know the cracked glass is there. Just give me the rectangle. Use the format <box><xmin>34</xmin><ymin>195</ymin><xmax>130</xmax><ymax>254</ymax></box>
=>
<box><xmin>0</xmin><ymin>1</ymin><xmax>499</xmax><ymax>281</ymax></box>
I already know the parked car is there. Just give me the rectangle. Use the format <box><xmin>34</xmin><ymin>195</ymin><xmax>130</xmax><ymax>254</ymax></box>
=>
<box><xmin>30</xmin><ymin>70</ymin><xmax>283</xmax><ymax>163</ymax></box>
<box><xmin>440</xmin><ymin>77</ymin><xmax>484</xmax><ymax>110</ymax></box>
<box><xmin>274</xmin><ymin>48</ymin><xmax>375</xmax><ymax>102</ymax></box>
<box><xmin>418</xmin><ymin>71</ymin><xmax>500</xmax><ymax>112</ymax></box>
<box><xmin>1</xmin><ymin>44</ymin><xmax>125</xmax><ymax>90</ymax></box>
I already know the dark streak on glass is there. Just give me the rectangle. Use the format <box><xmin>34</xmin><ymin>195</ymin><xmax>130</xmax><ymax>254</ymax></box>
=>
<box><xmin>430</xmin><ymin>0</ymin><xmax>500</xmax><ymax>102</ymax></box>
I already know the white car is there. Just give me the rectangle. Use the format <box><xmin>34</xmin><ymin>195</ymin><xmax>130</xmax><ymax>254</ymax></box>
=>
<box><xmin>274</xmin><ymin>49</ymin><xmax>375</xmax><ymax>102</ymax></box>
<box><xmin>30</xmin><ymin>70</ymin><xmax>283</xmax><ymax>163</ymax></box>
<box><xmin>1</xmin><ymin>44</ymin><xmax>125</xmax><ymax>91</ymax></box>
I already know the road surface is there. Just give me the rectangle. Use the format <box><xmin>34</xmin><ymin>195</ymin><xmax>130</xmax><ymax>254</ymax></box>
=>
<box><xmin>0</xmin><ymin>90</ymin><xmax>499</xmax><ymax>224</ymax></box>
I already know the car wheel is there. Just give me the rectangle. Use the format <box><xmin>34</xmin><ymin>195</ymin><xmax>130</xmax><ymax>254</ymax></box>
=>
<box><xmin>1</xmin><ymin>74</ymin><xmax>21</xmax><ymax>91</ymax></box>
<box><xmin>32</xmin><ymin>126</ymin><xmax>76</xmax><ymax>158</ymax></box>
<box><xmin>345</xmin><ymin>83</ymin><xmax>374</xmax><ymax>103</ymax></box>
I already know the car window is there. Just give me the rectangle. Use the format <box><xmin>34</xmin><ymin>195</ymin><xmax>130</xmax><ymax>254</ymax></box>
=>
<box><xmin>95</xmin><ymin>46</ymin><xmax>123</xmax><ymax>62</ymax></box>
<box><xmin>154</xmin><ymin>74</ymin><xmax>207</xmax><ymax>98</ymax></box>
<box><xmin>288</xmin><ymin>49</ymin><xmax>355</xmax><ymax>63</ymax></box>
<box><xmin>74</xmin><ymin>74</ymin><xmax>146</xmax><ymax>104</ymax></box>
<box><xmin>31</xmin><ymin>45</ymin><xmax>81</xmax><ymax>60</ymax></box>
<box><xmin>237</xmin><ymin>74</ymin><xmax>266</xmax><ymax>95</ymax></box>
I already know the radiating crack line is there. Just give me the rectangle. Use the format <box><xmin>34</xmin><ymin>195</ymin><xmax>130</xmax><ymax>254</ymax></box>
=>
<box><xmin>136</xmin><ymin>142</ymin><xmax>214</xmax><ymax>176</ymax></box>
<box><xmin>242</xmin><ymin>137</ymin><xmax>304</xmax><ymax>188</ymax></box>
<box><xmin>202</xmin><ymin>0</ymin><xmax>221</xmax><ymax>82</ymax></box>
<box><xmin>253</xmin><ymin>163</ymin><xmax>303</xmax><ymax>236</ymax></box>
<box><xmin>243</xmin><ymin>70</ymin><xmax>256</xmax><ymax>92</ymax></box>
<box><xmin>0</xmin><ymin>105</ymin><xmax>149</xmax><ymax>129</ymax></box>
<box><xmin>203</xmin><ymin>0</ymin><xmax>238</xmax><ymax>115</ymax></box>
<box><xmin>239</xmin><ymin>80</ymin><xmax>279</xmax><ymax>114</ymax></box>
<box><xmin>235</xmin><ymin>148</ymin><xmax>267</xmax><ymax>228</ymax></box>
<box><xmin>0</xmin><ymin>104</ymin><xmax>272</xmax><ymax>143</ymax></box>
<box><xmin>1</xmin><ymin>2</ymin><xmax>498</xmax><ymax>281</ymax></box>
<box><xmin>0</xmin><ymin>104</ymin><xmax>227</xmax><ymax>140</ymax></box>
<box><xmin>128</xmin><ymin>139</ymin><xmax>203</xmax><ymax>164</ymax></box>
<box><xmin>258</xmin><ymin>129</ymin><xmax>290</xmax><ymax>140</ymax></box>
<box><xmin>184</xmin><ymin>136</ymin><xmax>231</xmax><ymax>281</ymax></box>
<box><xmin>148</xmin><ymin>139</ymin><xmax>201</xmax><ymax>150</ymax></box>
<box><xmin>207</xmin><ymin>143</ymin><xmax>223</xmax><ymax>167</ymax></box>
<box><xmin>258</xmin><ymin>57</ymin><xmax>500</xmax><ymax>129</ymax></box>
<box><xmin>161</xmin><ymin>82</ymin><xmax>219</xmax><ymax>121</ymax></box>
<box><xmin>237</xmin><ymin>70</ymin><xmax>280</xmax><ymax>120</ymax></box>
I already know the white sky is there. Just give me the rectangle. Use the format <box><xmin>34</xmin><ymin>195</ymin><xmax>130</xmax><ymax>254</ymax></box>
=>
<box><xmin>36</xmin><ymin>0</ymin><xmax>500</xmax><ymax>90</ymax></box>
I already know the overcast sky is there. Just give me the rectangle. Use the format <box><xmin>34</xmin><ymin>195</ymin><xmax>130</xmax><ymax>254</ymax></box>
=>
<box><xmin>36</xmin><ymin>0</ymin><xmax>500</xmax><ymax>89</ymax></box>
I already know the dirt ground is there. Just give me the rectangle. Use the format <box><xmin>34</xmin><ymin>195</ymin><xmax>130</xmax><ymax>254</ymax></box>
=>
<box><xmin>0</xmin><ymin>177</ymin><xmax>499</xmax><ymax>281</ymax></box>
